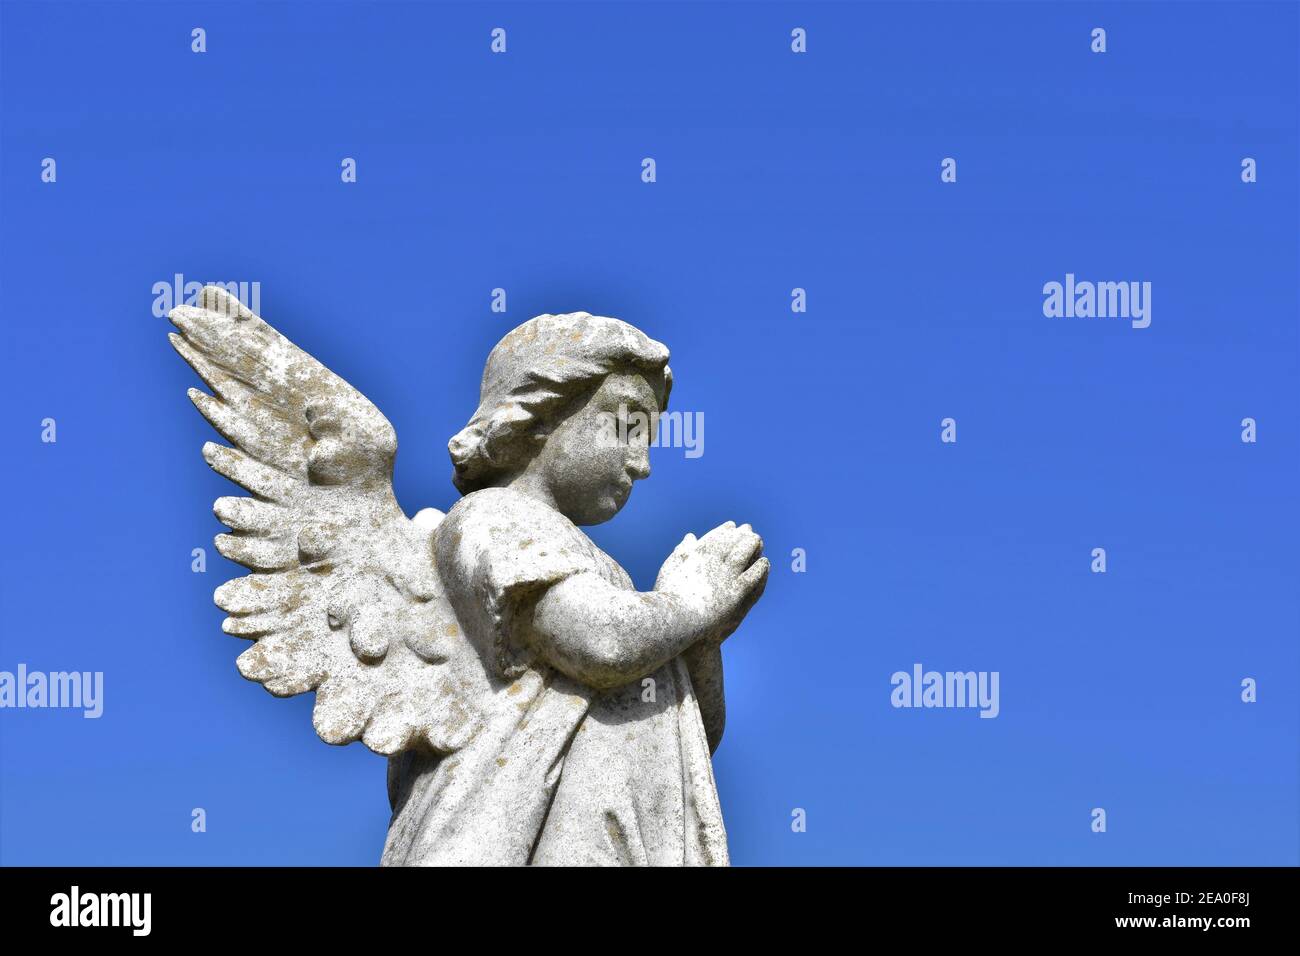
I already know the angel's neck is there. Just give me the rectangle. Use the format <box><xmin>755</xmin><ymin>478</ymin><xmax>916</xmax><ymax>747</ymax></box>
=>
<box><xmin>499</xmin><ymin>472</ymin><xmax>561</xmax><ymax>513</ymax></box>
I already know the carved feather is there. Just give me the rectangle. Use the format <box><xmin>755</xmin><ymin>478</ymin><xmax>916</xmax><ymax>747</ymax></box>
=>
<box><xmin>170</xmin><ymin>285</ymin><xmax>479</xmax><ymax>756</ymax></box>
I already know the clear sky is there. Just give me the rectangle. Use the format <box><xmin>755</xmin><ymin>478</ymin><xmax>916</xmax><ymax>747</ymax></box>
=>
<box><xmin>1</xmin><ymin>0</ymin><xmax>1296</xmax><ymax>865</ymax></box>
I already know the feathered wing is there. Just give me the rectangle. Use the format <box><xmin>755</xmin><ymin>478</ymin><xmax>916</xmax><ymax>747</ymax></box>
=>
<box><xmin>169</xmin><ymin>285</ymin><xmax>481</xmax><ymax>756</ymax></box>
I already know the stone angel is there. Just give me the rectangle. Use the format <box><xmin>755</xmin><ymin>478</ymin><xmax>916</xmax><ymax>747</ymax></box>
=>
<box><xmin>169</xmin><ymin>286</ymin><xmax>769</xmax><ymax>866</ymax></box>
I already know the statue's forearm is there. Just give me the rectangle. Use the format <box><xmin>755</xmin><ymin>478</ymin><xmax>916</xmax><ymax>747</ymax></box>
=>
<box><xmin>682</xmin><ymin>641</ymin><xmax>725</xmax><ymax>753</ymax></box>
<box><xmin>529</xmin><ymin>573</ymin><xmax>711</xmax><ymax>691</ymax></box>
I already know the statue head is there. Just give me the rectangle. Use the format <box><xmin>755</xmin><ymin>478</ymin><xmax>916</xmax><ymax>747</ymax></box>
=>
<box><xmin>448</xmin><ymin>312</ymin><xmax>672</xmax><ymax>525</ymax></box>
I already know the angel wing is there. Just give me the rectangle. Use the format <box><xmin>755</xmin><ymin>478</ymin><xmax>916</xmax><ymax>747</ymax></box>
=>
<box><xmin>169</xmin><ymin>285</ymin><xmax>481</xmax><ymax>756</ymax></box>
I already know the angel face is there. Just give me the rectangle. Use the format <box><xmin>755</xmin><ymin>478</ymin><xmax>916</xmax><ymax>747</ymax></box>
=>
<box><xmin>522</xmin><ymin>372</ymin><xmax>657</xmax><ymax>525</ymax></box>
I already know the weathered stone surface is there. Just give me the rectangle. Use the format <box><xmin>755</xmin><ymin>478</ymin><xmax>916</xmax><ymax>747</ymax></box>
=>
<box><xmin>171</xmin><ymin>286</ymin><xmax>767</xmax><ymax>865</ymax></box>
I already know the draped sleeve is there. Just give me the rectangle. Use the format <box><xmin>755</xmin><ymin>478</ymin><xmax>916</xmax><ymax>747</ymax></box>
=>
<box><xmin>388</xmin><ymin>486</ymin><xmax>727</xmax><ymax>866</ymax></box>
<box><xmin>435</xmin><ymin>487</ymin><xmax>596</xmax><ymax>680</ymax></box>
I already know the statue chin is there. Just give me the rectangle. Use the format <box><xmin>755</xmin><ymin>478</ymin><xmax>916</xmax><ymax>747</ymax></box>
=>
<box><xmin>572</xmin><ymin>495</ymin><xmax>624</xmax><ymax>526</ymax></box>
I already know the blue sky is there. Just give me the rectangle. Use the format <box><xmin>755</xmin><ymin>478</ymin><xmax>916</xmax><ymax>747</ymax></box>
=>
<box><xmin>1</xmin><ymin>1</ymin><xmax>1296</xmax><ymax>865</ymax></box>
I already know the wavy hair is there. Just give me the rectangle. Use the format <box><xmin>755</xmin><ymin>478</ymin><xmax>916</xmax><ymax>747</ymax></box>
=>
<box><xmin>448</xmin><ymin>312</ymin><xmax>672</xmax><ymax>494</ymax></box>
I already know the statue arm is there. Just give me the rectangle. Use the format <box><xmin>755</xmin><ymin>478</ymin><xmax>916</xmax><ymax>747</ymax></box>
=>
<box><xmin>682</xmin><ymin>641</ymin><xmax>725</xmax><ymax>753</ymax></box>
<box><xmin>528</xmin><ymin>523</ymin><xmax>766</xmax><ymax>720</ymax></box>
<box><xmin>530</xmin><ymin>573</ymin><xmax>728</xmax><ymax>751</ymax></box>
<box><xmin>528</xmin><ymin>573</ymin><xmax>712</xmax><ymax>692</ymax></box>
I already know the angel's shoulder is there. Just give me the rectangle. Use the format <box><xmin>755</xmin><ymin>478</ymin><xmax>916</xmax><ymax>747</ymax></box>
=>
<box><xmin>437</xmin><ymin>488</ymin><xmax>592</xmax><ymax>574</ymax></box>
<box><xmin>442</xmin><ymin>487</ymin><xmax>576</xmax><ymax>538</ymax></box>
<box><xmin>435</xmin><ymin>488</ymin><xmax>617</xmax><ymax>646</ymax></box>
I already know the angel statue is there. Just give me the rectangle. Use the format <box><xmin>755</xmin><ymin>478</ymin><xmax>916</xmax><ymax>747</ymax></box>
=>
<box><xmin>168</xmin><ymin>285</ymin><xmax>769</xmax><ymax>866</ymax></box>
